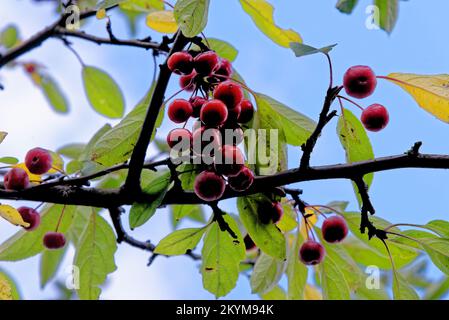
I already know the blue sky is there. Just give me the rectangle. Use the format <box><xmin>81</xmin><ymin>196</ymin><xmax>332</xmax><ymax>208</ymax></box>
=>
<box><xmin>1</xmin><ymin>0</ymin><xmax>449</xmax><ymax>299</ymax></box>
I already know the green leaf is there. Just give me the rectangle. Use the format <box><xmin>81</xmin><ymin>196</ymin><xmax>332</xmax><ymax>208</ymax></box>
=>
<box><xmin>0</xmin><ymin>268</ymin><xmax>21</xmax><ymax>300</ymax></box>
<box><xmin>337</xmin><ymin>108</ymin><xmax>374</xmax><ymax>206</ymax></box>
<box><xmin>119</xmin><ymin>0</ymin><xmax>165</xmax><ymax>12</ymax></box>
<box><xmin>393</xmin><ymin>271</ymin><xmax>419</xmax><ymax>300</ymax></box>
<box><xmin>0</xmin><ymin>157</ymin><xmax>19</xmax><ymax>165</ymax></box>
<box><xmin>68</xmin><ymin>207</ymin><xmax>96</xmax><ymax>247</ymax></box>
<box><xmin>255</xmin><ymin>93</ymin><xmax>316</xmax><ymax>147</ymax></box>
<box><xmin>174</xmin><ymin>0</ymin><xmax>210</xmax><ymax>37</ymax></box>
<box><xmin>277</xmin><ymin>201</ymin><xmax>297</xmax><ymax>233</ymax></box>
<box><xmin>82</xmin><ymin>66</ymin><xmax>125</xmax><ymax>119</ymax></box>
<box><xmin>79</xmin><ymin>124</ymin><xmax>112</xmax><ymax>163</ymax></box>
<box><xmin>129</xmin><ymin>170</ymin><xmax>171</xmax><ymax>229</ymax></box>
<box><xmin>74</xmin><ymin>212</ymin><xmax>117</xmax><ymax>300</ymax></box>
<box><xmin>286</xmin><ymin>233</ymin><xmax>308</xmax><ymax>299</ymax></box>
<box><xmin>237</xmin><ymin>195</ymin><xmax>286</xmax><ymax>260</ymax></box>
<box><xmin>239</xmin><ymin>0</ymin><xmax>302</xmax><ymax>48</ymax></box>
<box><xmin>177</xmin><ymin>163</ymin><xmax>199</xmax><ymax>190</ymax></box>
<box><xmin>191</xmin><ymin>38</ymin><xmax>238</xmax><ymax>62</ymax></box>
<box><xmin>171</xmin><ymin>204</ymin><xmax>205</xmax><ymax>224</ymax></box>
<box><xmin>336</xmin><ymin>0</ymin><xmax>359</xmax><ymax>14</ymax></box>
<box><xmin>425</xmin><ymin>220</ymin><xmax>449</xmax><ymax>238</ymax></box>
<box><xmin>201</xmin><ymin>214</ymin><xmax>245</xmax><ymax>298</ymax></box>
<box><xmin>39</xmin><ymin>246</ymin><xmax>68</xmax><ymax>289</ymax></box>
<box><xmin>0</xmin><ymin>25</ymin><xmax>20</xmax><ymax>49</ymax></box>
<box><xmin>260</xmin><ymin>285</ymin><xmax>286</xmax><ymax>300</ymax></box>
<box><xmin>250</xmin><ymin>252</ymin><xmax>285</xmax><ymax>294</ymax></box>
<box><xmin>154</xmin><ymin>226</ymin><xmax>207</xmax><ymax>255</ymax></box>
<box><xmin>0</xmin><ymin>205</ymin><xmax>75</xmax><ymax>261</ymax></box>
<box><xmin>320</xmin><ymin>254</ymin><xmax>351</xmax><ymax>300</ymax></box>
<box><xmin>424</xmin><ymin>277</ymin><xmax>449</xmax><ymax>300</ymax></box>
<box><xmin>290</xmin><ymin>42</ymin><xmax>337</xmax><ymax>58</ymax></box>
<box><xmin>90</xmin><ymin>83</ymin><xmax>158</xmax><ymax>166</ymax></box>
<box><xmin>374</xmin><ymin>0</ymin><xmax>399</xmax><ymax>34</ymax></box>
<box><xmin>57</xmin><ymin>143</ymin><xmax>86</xmax><ymax>160</ymax></box>
<box><xmin>41</xmin><ymin>74</ymin><xmax>69</xmax><ymax>114</ymax></box>
<box><xmin>97</xmin><ymin>0</ymin><xmax>127</xmax><ymax>9</ymax></box>
<box><xmin>322</xmin><ymin>201</ymin><xmax>349</xmax><ymax>213</ymax></box>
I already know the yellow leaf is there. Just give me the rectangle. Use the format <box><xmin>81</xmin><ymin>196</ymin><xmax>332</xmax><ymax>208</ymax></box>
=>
<box><xmin>0</xmin><ymin>276</ymin><xmax>12</xmax><ymax>300</ymax></box>
<box><xmin>239</xmin><ymin>0</ymin><xmax>302</xmax><ymax>48</ymax></box>
<box><xmin>146</xmin><ymin>10</ymin><xmax>178</xmax><ymax>34</ymax></box>
<box><xmin>13</xmin><ymin>163</ymin><xmax>41</xmax><ymax>182</ymax></box>
<box><xmin>0</xmin><ymin>205</ymin><xmax>29</xmax><ymax>228</ymax></box>
<box><xmin>304</xmin><ymin>284</ymin><xmax>322</xmax><ymax>300</ymax></box>
<box><xmin>30</xmin><ymin>72</ymin><xmax>42</xmax><ymax>86</ymax></box>
<box><xmin>299</xmin><ymin>207</ymin><xmax>317</xmax><ymax>239</ymax></box>
<box><xmin>386</xmin><ymin>73</ymin><xmax>449</xmax><ymax>123</ymax></box>
<box><xmin>96</xmin><ymin>8</ymin><xmax>107</xmax><ymax>20</ymax></box>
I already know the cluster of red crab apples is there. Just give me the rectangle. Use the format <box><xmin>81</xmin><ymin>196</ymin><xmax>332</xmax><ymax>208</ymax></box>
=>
<box><xmin>2</xmin><ymin>148</ymin><xmax>66</xmax><ymax>249</ymax></box>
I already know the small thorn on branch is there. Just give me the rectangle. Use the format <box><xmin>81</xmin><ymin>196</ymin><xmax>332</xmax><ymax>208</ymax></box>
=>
<box><xmin>407</xmin><ymin>141</ymin><xmax>423</xmax><ymax>156</ymax></box>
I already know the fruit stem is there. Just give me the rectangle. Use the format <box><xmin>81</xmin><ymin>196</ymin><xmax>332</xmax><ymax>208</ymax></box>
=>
<box><xmin>384</xmin><ymin>222</ymin><xmax>435</xmax><ymax>233</ymax></box>
<box><xmin>306</xmin><ymin>204</ymin><xmax>344</xmax><ymax>217</ymax></box>
<box><xmin>163</xmin><ymin>87</ymin><xmax>187</xmax><ymax>106</ymax></box>
<box><xmin>34</xmin><ymin>202</ymin><xmax>45</xmax><ymax>211</ymax></box>
<box><xmin>55</xmin><ymin>205</ymin><xmax>67</xmax><ymax>232</ymax></box>
<box><xmin>211</xmin><ymin>73</ymin><xmax>257</xmax><ymax>97</ymax></box>
<box><xmin>376</xmin><ymin>75</ymin><xmax>409</xmax><ymax>86</ymax></box>
<box><xmin>337</xmin><ymin>95</ymin><xmax>365</xmax><ymax>111</ymax></box>
<box><xmin>324</xmin><ymin>53</ymin><xmax>333</xmax><ymax>90</ymax></box>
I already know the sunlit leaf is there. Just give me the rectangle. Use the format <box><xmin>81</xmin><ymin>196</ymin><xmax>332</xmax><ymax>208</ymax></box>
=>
<box><xmin>0</xmin><ymin>269</ymin><xmax>20</xmax><ymax>300</ymax></box>
<box><xmin>191</xmin><ymin>38</ymin><xmax>238</xmax><ymax>62</ymax></box>
<box><xmin>146</xmin><ymin>10</ymin><xmax>178</xmax><ymax>33</ymax></box>
<box><xmin>0</xmin><ymin>205</ymin><xmax>29</xmax><ymax>228</ymax></box>
<box><xmin>40</xmin><ymin>246</ymin><xmax>68</xmax><ymax>289</ymax></box>
<box><xmin>0</xmin><ymin>25</ymin><xmax>20</xmax><ymax>49</ymax></box>
<box><xmin>304</xmin><ymin>284</ymin><xmax>322</xmax><ymax>300</ymax></box>
<box><xmin>154</xmin><ymin>226</ymin><xmax>207</xmax><ymax>255</ymax></box>
<box><xmin>286</xmin><ymin>232</ymin><xmax>307</xmax><ymax>299</ymax></box>
<box><xmin>239</xmin><ymin>0</ymin><xmax>302</xmax><ymax>48</ymax></box>
<box><xmin>57</xmin><ymin>143</ymin><xmax>86</xmax><ymax>160</ymax></box>
<box><xmin>260</xmin><ymin>285</ymin><xmax>286</xmax><ymax>300</ymax></box>
<box><xmin>320</xmin><ymin>254</ymin><xmax>351</xmax><ymax>300</ymax></box>
<box><xmin>290</xmin><ymin>42</ymin><xmax>337</xmax><ymax>58</ymax></box>
<box><xmin>250</xmin><ymin>252</ymin><xmax>285</xmax><ymax>294</ymax></box>
<box><xmin>393</xmin><ymin>271</ymin><xmax>419</xmax><ymax>300</ymax></box>
<box><xmin>374</xmin><ymin>0</ymin><xmax>399</xmax><ymax>34</ymax></box>
<box><xmin>120</xmin><ymin>0</ymin><xmax>165</xmax><ymax>12</ymax></box>
<box><xmin>174</xmin><ymin>0</ymin><xmax>210</xmax><ymax>37</ymax></box>
<box><xmin>0</xmin><ymin>157</ymin><xmax>19</xmax><ymax>165</ymax></box>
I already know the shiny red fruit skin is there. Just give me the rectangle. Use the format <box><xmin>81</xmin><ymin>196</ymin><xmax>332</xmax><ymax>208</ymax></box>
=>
<box><xmin>167</xmin><ymin>51</ymin><xmax>194</xmax><ymax>75</ymax></box>
<box><xmin>179</xmin><ymin>71</ymin><xmax>197</xmax><ymax>92</ymax></box>
<box><xmin>4</xmin><ymin>168</ymin><xmax>30</xmax><ymax>191</ymax></box>
<box><xmin>271</xmin><ymin>202</ymin><xmax>284</xmax><ymax>223</ymax></box>
<box><xmin>43</xmin><ymin>232</ymin><xmax>66</xmax><ymax>249</ymax></box>
<box><xmin>166</xmin><ymin>128</ymin><xmax>192</xmax><ymax>149</ymax></box>
<box><xmin>200</xmin><ymin>99</ymin><xmax>228</xmax><ymax>127</ymax></box>
<box><xmin>322</xmin><ymin>216</ymin><xmax>348</xmax><ymax>243</ymax></box>
<box><xmin>192</xmin><ymin>127</ymin><xmax>222</xmax><ymax>161</ymax></box>
<box><xmin>213</xmin><ymin>81</ymin><xmax>244</xmax><ymax>109</ymax></box>
<box><xmin>244</xmin><ymin>234</ymin><xmax>257</xmax><ymax>251</ymax></box>
<box><xmin>299</xmin><ymin>240</ymin><xmax>326</xmax><ymax>265</ymax></box>
<box><xmin>25</xmin><ymin>147</ymin><xmax>53</xmax><ymax>174</ymax></box>
<box><xmin>194</xmin><ymin>51</ymin><xmax>220</xmax><ymax>75</ymax></box>
<box><xmin>17</xmin><ymin>206</ymin><xmax>41</xmax><ymax>231</ymax></box>
<box><xmin>214</xmin><ymin>145</ymin><xmax>245</xmax><ymax>177</ymax></box>
<box><xmin>228</xmin><ymin>166</ymin><xmax>254</xmax><ymax>192</ymax></box>
<box><xmin>343</xmin><ymin>65</ymin><xmax>377</xmax><ymax>99</ymax></box>
<box><xmin>237</xmin><ymin>99</ymin><xmax>254</xmax><ymax>123</ymax></box>
<box><xmin>193</xmin><ymin>171</ymin><xmax>226</xmax><ymax>202</ymax></box>
<box><xmin>167</xmin><ymin>99</ymin><xmax>193</xmax><ymax>123</ymax></box>
<box><xmin>190</xmin><ymin>96</ymin><xmax>208</xmax><ymax>118</ymax></box>
<box><xmin>215</xmin><ymin>58</ymin><xmax>233</xmax><ymax>78</ymax></box>
<box><xmin>361</xmin><ymin>103</ymin><xmax>389</xmax><ymax>132</ymax></box>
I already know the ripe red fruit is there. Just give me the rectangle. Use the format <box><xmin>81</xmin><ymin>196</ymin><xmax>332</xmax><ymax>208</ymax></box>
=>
<box><xmin>24</xmin><ymin>63</ymin><xmax>36</xmax><ymax>74</ymax></box>
<box><xmin>213</xmin><ymin>81</ymin><xmax>243</xmax><ymax>109</ymax></box>
<box><xmin>194</xmin><ymin>51</ymin><xmax>220</xmax><ymax>75</ymax></box>
<box><xmin>215</xmin><ymin>58</ymin><xmax>233</xmax><ymax>78</ymax></box>
<box><xmin>258</xmin><ymin>201</ymin><xmax>284</xmax><ymax>224</ymax></box>
<box><xmin>192</xmin><ymin>127</ymin><xmax>222</xmax><ymax>161</ymax></box>
<box><xmin>343</xmin><ymin>65</ymin><xmax>377</xmax><ymax>99</ymax></box>
<box><xmin>167</xmin><ymin>99</ymin><xmax>193</xmax><ymax>123</ymax></box>
<box><xmin>194</xmin><ymin>171</ymin><xmax>226</xmax><ymax>202</ymax></box>
<box><xmin>228</xmin><ymin>166</ymin><xmax>254</xmax><ymax>192</ymax></box>
<box><xmin>3</xmin><ymin>168</ymin><xmax>30</xmax><ymax>191</ymax></box>
<box><xmin>322</xmin><ymin>216</ymin><xmax>348</xmax><ymax>243</ymax></box>
<box><xmin>299</xmin><ymin>240</ymin><xmax>326</xmax><ymax>265</ymax></box>
<box><xmin>244</xmin><ymin>234</ymin><xmax>257</xmax><ymax>251</ymax></box>
<box><xmin>167</xmin><ymin>51</ymin><xmax>194</xmax><ymax>75</ymax></box>
<box><xmin>226</xmin><ymin>103</ymin><xmax>241</xmax><ymax>123</ymax></box>
<box><xmin>200</xmin><ymin>99</ymin><xmax>228</xmax><ymax>127</ymax></box>
<box><xmin>17</xmin><ymin>206</ymin><xmax>40</xmax><ymax>231</ymax></box>
<box><xmin>214</xmin><ymin>145</ymin><xmax>245</xmax><ymax>177</ymax></box>
<box><xmin>179</xmin><ymin>71</ymin><xmax>197</xmax><ymax>92</ymax></box>
<box><xmin>237</xmin><ymin>99</ymin><xmax>254</xmax><ymax>123</ymax></box>
<box><xmin>221</xmin><ymin>124</ymin><xmax>244</xmax><ymax>145</ymax></box>
<box><xmin>190</xmin><ymin>96</ymin><xmax>207</xmax><ymax>118</ymax></box>
<box><xmin>43</xmin><ymin>232</ymin><xmax>66</xmax><ymax>249</ymax></box>
<box><xmin>166</xmin><ymin>128</ymin><xmax>192</xmax><ymax>149</ymax></box>
<box><xmin>361</xmin><ymin>103</ymin><xmax>389</xmax><ymax>132</ymax></box>
<box><xmin>271</xmin><ymin>202</ymin><xmax>283</xmax><ymax>223</ymax></box>
<box><xmin>25</xmin><ymin>147</ymin><xmax>53</xmax><ymax>174</ymax></box>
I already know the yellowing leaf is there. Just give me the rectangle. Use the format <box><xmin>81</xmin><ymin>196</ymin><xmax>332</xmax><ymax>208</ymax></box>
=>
<box><xmin>304</xmin><ymin>284</ymin><xmax>322</xmax><ymax>300</ymax></box>
<box><xmin>96</xmin><ymin>8</ymin><xmax>107</xmax><ymax>19</ymax></box>
<box><xmin>299</xmin><ymin>208</ymin><xmax>317</xmax><ymax>239</ymax></box>
<box><xmin>386</xmin><ymin>73</ymin><xmax>449</xmax><ymax>123</ymax></box>
<box><xmin>0</xmin><ymin>132</ymin><xmax>7</xmax><ymax>144</ymax></box>
<box><xmin>146</xmin><ymin>10</ymin><xmax>178</xmax><ymax>33</ymax></box>
<box><xmin>239</xmin><ymin>0</ymin><xmax>302</xmax><ymax>48</ymax></box>
<box><xmin>0</xmin><ymin>276</ymin><xmax>12</xmax><ymax>300</ymax></box>
<box><xmin>0</xmin><ymin>205</ymin><xmax>29</xmax><ymax>228</ymax></box>
<box><xmin>13</xmin><ymin>163</ymin><xmax>41</xmax><ymax>182</ymax></box>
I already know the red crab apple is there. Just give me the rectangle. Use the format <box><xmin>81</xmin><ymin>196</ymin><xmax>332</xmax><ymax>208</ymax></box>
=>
<box><xmin>361</xmin><ymin>103</ymin><xmax>389</xmax><ymax>132</ymax></box>
<box><xmin>167</xmin><ymin>51</ymin><xmax>194</xmax><ymax>75</ymax></box>
<box><xmin>167</xmin><ymin>99</ymin><xmax>193</xmax><ymax>123</ymax></box>
<box><xmin>194</xmin><ymin>51</ymin><xmax>220</xmax><ymax>75</ymax></box>
<box><xmin>193</xmin><ymin>171</ymin><xmax>226</xmax><ymax>202</ymax></box>
<box><xmin>17</xmin><ymin>206</ymin><xmax>40</xmax><ymax>231</ymax></box>
<box><xmin>244</xmin><ymin>234</ymin><xmax>257</xmax><ymax>251</ymax></box>
<box><xmin>215</xmin><ymin>58</ymin><xmax>233</xmax><ymax>78</ymax></box>
<box><xmin>214</xmin><ymin>145</ymin><xmax>245</xmax><ymax>177</ymax></box>
<box><xmin>200</xmin><ymin>99</ymin><xmax>228</xmax><ymax>127</ymax></box>
<box><xmin>213</xmin><ymin>81</ymin><xmax>244</xmax><ymax>109</ymax></box>
<box><xmin>3</xmin><ymin>168</ymin><xmax>30</xmax><ymax>191</ymax></box>
<box><xmin>322</xmin><ymin>216</ymin><xmax>348</xmax><ymax>243</ymax></box>
<box><xmin>166</xmin><ymin>128</ymin><xmax>192</xmax><ymax>149</ymax></box>
<box><xmin>343</xmin><ymin>65</ymin><xmax>377</xmax><ymax>99</ymax></box>
<box><xmin>179</xmin><ymin>71</ymin><xmax>197</xmax><ymax>92</ymax></box>
<box><xmin>299</xmin><ymin>240</ymin><xmax>326</xmax><ymax>265</ymax></box>
<box><xmin>192</xmin><ymin>127</ymin><xmax>222</xmax><ymax>160</ymax></box>
<box><xmin>237</xmin><ymin>99</ymin><xmax>254</xmax><ymax>123</ymax></box>
<box><xmin>190</xmin><ymin>96</ymin><xmax>207</xmax><ymax>118</ymax></box>
<box><xmin>258</xmin><ymin>201</ymin><xmax>283</xmax><ymax>224</ymax></box>
<box><xmin>25</xmin><ymin>147</ymin><xmax>53</xmax><ymax>174</ymax></box>
<box><xmin>43</xmin><ymin>232</ymin><xmax>66</xmax><ymax>249</ymax></box>
<box><xmin>228</xmin><ymin>166</ymin><xmax>254</xmax><ymax>192</ymax></box>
